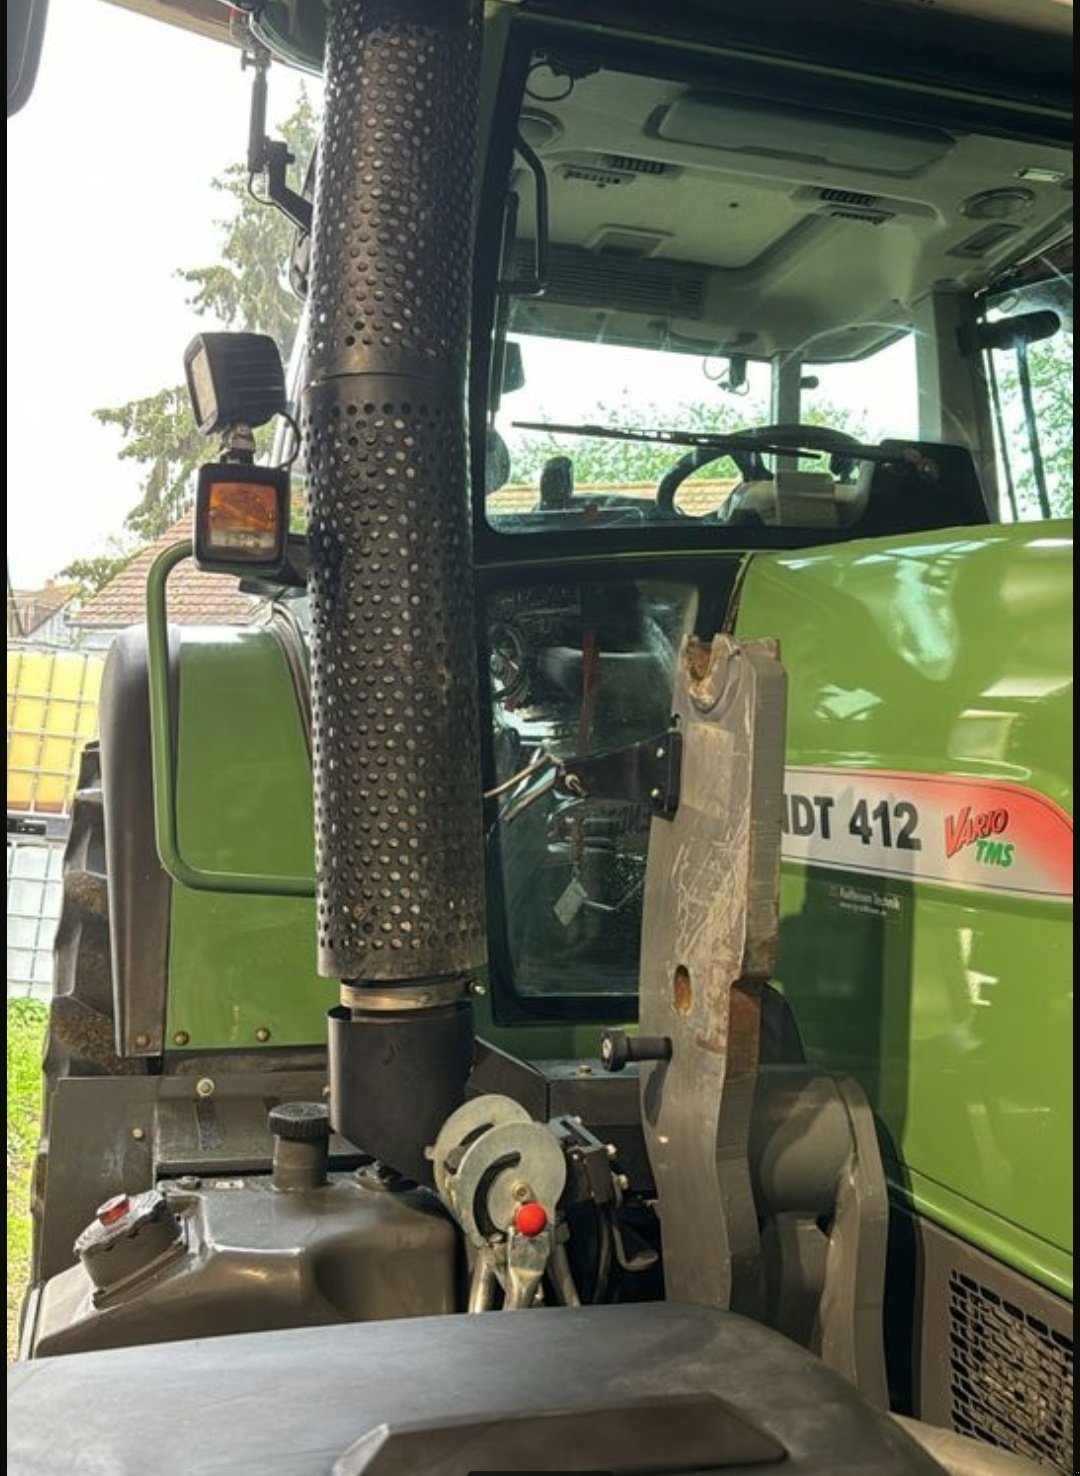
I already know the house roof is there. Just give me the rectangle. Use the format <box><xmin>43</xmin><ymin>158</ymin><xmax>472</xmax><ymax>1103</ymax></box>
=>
<box><xmin>70</xmin><ymin>478</ymin><xmax>736</xmax><ymax>630</ymax></box>
<box><xmin>70</xmin><ymin>515</ymin><xmax>261</xmax><ymax>629</ymax></box>
<box><xmin>7</xmin><ymin>581</ymin><xmax>74</xmax><ymax>639</ymax></box>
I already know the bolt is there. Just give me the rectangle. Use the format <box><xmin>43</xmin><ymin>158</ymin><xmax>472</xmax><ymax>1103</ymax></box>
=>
<box><xmin>655</xmin><ymin>746</ymin><xmax>666</xmax><ymax>759</ymax></box>
<box><xmin>510</xmin><ymin>1180</ymin><xmax>533</xmax><ymax>1203</ymax></box>
<box><xmin>616</xmin><ymin>1173</ymin><xmax>630</xmax><ymax>1191</ymax></box>
<box><xmin>605</xmin><ymin>1143</ymin><xmax>618</xmax><ymax>1160</ymax></box>
<box><xmin>322</xmin><ymin>1084</ymin><xmax>331</xmax><ymax>1099</ymax></box>
<box><xmin>649</xmin><ymin>788</ymin><xmax>663</xmax><ymax>802</ymax></box>
<box><xmin>470</xmin><ymin>981</ymin><xmax>487</xmax><ymax>997</ymax></box>
<box><xmin>133</xmin><ymin>1032</ymin><xmax>151</xmax><ymax>1050</ymax></box>
<box><xmin>574</xmin><ymin>1063</ymin><xmax>593</xmax><ymax>1076</ymax></box>
<box><xmin>195</xmin><ymin>1078</ymin><xmax>215</xmax><ymax>1099</ymax></box>
<box><xmin>131</xmin><ymin>1127</ymin><xmax>146</xmax><ymax>1142</ymax></box>
<box><xmin>173</xmin><ymin>1031</ymin><xmax>190</xmax><ymax>1047</ymax></box>
<box><xmin>176</xmin><ymin>1176</ymin><xmax>200</xmax><ymax>1191</ymax></box>
<box><xmin>255</xmin><ymin>1027</ymin><xmax>271</xmax><ymax>1043</ymax></box>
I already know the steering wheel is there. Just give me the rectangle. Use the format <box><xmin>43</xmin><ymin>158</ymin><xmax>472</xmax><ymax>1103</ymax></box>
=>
<box><xmin>655</xmin><ymin>423</ymin><xmax>865</xmax><ymax>517</ymax></box>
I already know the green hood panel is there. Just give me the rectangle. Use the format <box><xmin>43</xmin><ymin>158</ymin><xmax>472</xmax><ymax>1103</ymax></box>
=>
<box><xmin>735</xmin><ymin>521</ymin><xmax>1073</xmax><ymax>1293</ymax></box>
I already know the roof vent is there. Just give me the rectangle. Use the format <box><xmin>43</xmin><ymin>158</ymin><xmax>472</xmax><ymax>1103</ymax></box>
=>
<box><xmin>603</xmin><ymin>154</ymin><xmax>677</xmax><ymax>177</ymax></box>
<box><xmin>560</xmin><ymin>164</ymin><xmax>634</xmax><ymax>189</ymax></box>
<box><xmin>819</xmin><ymin>187</ymin><xmax>881</xmax><ymax>208</ymax></box>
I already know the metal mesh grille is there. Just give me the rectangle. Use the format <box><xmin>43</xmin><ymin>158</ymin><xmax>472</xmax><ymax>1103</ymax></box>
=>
<box><xmin>303</xmin><ymin>0</ymin><xmax>485</xmax><ymax>981</ymax></box>
<box><xmin>7</xmin><ymin>839</ymin><xmax>64</xmax><ymax>997</ymax></box>
<box><xmin>948</xmin><ymin>1269</ymin><xmax>1073</xmax><ymax>1472</ymax></box>
<box><xmin>512</xmin><ymin>244</ymin><xmax>708</xmax><ymax>317</ymax></box>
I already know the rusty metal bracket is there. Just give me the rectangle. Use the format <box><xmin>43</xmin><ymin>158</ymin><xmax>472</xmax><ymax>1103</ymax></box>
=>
<box><xmin>555</xmin><ymin>729</ymin><xmax>683</xmax><ymax>819</ymax></box>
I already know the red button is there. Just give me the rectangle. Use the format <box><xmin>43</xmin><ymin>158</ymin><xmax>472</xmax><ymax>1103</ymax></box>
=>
<box><xmin>97</xmin><ymin>1194</ymin><xmax>131</xmax><ymax>1227</ymax></box>
<box><xmin>513</xmin><ymin>1202</ymin><xmax>548</xmax><ymax>1237</ymax></box>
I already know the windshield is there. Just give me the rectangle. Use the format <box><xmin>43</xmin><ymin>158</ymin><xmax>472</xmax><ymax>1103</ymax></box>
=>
<box><xmin>484</xmin><ymin>48</ymin><xmax>1073</xmax><ymax>536</ymax></box>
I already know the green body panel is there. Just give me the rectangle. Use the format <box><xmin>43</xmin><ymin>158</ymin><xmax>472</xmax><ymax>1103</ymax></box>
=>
<box><xmin>166</xmin><ymin>629</ymin><xmax>335</xmax><ymax>1049</ymax></box>
<box><xmin>734</xmin><ymin>521</ymin><xmax>1073</xmax><ymax>1296</ymax></box>
<box><xmin>165</xmin><ymin>626</ymin><xmax>615</xmax><ymax>1062</ymax></box>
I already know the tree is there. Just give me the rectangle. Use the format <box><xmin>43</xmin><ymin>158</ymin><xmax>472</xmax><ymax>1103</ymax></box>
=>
<box><xmin>177</xmin><ymin>87</ymin><xmax>318</xmax><ymax>352</ymax></box>
<box><xmin>57</xmin><ymin>542</ymin><xmax>138</xmax><ymax>603</ymax></box>
<box><xmin>993</xmin><ymin>331</ymin><xmax>1073</xmax><ymax>519</ymax></box>
<box><xmin>93</xmin><ymin>386</ymin><xmax>207</xmax><ymax>542</ymax></box>
<box><xmin>92</xmin><ymin>91</ymin><xmax>317</xmax><ymax>543</ymax></box>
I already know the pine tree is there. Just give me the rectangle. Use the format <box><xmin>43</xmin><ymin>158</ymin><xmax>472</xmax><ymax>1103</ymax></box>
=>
<box><xmin>82</xmin><ymin>90</ymin><xmax>317</xmax><ymax>561</ymax></box>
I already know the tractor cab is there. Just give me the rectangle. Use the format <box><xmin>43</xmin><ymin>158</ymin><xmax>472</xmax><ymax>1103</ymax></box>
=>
<box><xmin>8</xmin><ymin>3</ymin><xmax>1073</xmax><ymax>1474</ymax></box>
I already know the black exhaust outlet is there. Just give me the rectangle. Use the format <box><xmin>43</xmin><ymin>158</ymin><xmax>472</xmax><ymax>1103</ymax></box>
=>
<box><xmin>328</xmin><ymin>1001</ymin><xmax>475</xmax><ymax>1186</ymax></box>
<box><xmin>302</xmin><ymin>0</ymin><xmax>486</xmax><ymax>1175</ymax></box>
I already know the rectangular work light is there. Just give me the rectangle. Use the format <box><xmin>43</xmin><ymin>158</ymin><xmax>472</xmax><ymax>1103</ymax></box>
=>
<box><xmin>183</xmin><ymin>332</ymin><xmax>287</xmax><ymax>437</ymax></box>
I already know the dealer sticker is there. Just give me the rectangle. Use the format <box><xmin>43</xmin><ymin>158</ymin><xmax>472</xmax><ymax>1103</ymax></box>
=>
<box><xmin>780</xmin><ymin>767</ymin><xmax>1072</xmax><ymax>902</ymax></box>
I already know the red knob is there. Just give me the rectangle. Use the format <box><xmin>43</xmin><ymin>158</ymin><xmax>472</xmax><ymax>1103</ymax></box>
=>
<box><xmin>513</xmin><ymin>1201</ymin><xmax>548</xmax><ymax>1237</ymax></box>
<box><xmin>97</xmin><ymin>1194</ymin><xmax>131</xmax><ymax>1227</ymax></box>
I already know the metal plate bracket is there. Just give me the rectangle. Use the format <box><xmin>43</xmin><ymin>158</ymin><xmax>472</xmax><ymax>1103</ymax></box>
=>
<box><xmin>556</xmin><ymin>729</ymin><xmax>683</xmax><ymax>819</ymax></box>
<box><xmin>638</xmin><ymin>634</ymin><xmax>786</xmax><ymax>1317</ymax></box>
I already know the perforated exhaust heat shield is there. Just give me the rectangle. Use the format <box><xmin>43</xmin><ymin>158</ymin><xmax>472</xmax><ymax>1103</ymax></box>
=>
<box><xmin>301</xmin><ymin>0</ymin><xmax>485</xmax><ymax>988</ymax></box>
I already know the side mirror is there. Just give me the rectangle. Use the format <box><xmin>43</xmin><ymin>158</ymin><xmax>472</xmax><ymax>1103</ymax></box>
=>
<box><xmin>502</xmin><ymin>341</ymin><xmax>525</xmax><ymax>395</ymax></box>
<box><xmin>8</xmin><ymin>0</ymin><xmax>48</xmax><ymax>117</ymax></box>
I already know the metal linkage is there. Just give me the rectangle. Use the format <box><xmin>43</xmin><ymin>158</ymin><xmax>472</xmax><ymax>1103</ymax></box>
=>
<box><xmin>430</xmin><ymin>1094</ymin><xmax>639</xmax><ymax>1313</ymax></box>
<box><xmin>431</xmin><ymin>1094</ymin><xmax>569</xmax><ymax>1311</ymax></box>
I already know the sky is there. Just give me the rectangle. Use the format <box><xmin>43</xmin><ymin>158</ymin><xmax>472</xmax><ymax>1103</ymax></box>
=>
<box><xmin>6</xmin><ymin>0</ymin><xmax>312</xmax><ymax>588</ymax></box>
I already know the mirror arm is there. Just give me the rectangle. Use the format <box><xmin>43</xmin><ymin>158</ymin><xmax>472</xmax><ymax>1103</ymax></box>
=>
<box><xmin>244</xmin><ymin>43</ymin><xmax>313</xmax><ymax>236</ymax></box>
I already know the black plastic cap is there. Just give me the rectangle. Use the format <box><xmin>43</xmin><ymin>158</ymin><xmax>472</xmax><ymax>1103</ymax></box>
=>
<box><xmin>269</xmin><ymin>1101</ymin><xmax>331</xmax><ymax>1142</ymax></box>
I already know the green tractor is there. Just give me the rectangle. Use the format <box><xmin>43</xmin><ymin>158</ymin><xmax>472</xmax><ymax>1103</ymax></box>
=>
<box><xmin>8</xmin><ymin>1</ymin><xmax>1072</xmax><ymax>1472</ymax></box>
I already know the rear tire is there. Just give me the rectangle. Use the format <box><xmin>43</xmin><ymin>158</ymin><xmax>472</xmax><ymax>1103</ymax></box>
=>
<box><xmin>32</xmin><ymin>742</ymin><xmax>142</xmax><ymax>1279</ymax></box>
<box><xmin>44</xmin><ymin>742</ymin><xmax>134</xmax><ymax>1079</ymax></box>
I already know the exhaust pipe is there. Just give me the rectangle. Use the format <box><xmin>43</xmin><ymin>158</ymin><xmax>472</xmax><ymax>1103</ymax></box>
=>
<box><xmin>302</xmin><ymin>0</ymin><xmax>485</xmax><ymax>1182</ymax></box>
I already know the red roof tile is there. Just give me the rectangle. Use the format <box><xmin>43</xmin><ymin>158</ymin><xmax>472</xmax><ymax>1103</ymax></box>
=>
<box><xmin>70</xmin><ymin>515</ymin><xmax>260</xmax><ymax>629</ymax></box>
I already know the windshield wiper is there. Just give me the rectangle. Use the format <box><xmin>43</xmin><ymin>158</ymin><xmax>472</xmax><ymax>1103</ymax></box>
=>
<box><xmin>513</xmin><ymin>420</ymin><xmax>819</xmax><ymax>458</ymax></box>
<box><xmin>512</xmin><ymin>420</ymin><xmax>922</xmax><ymax>469</ymax></box>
